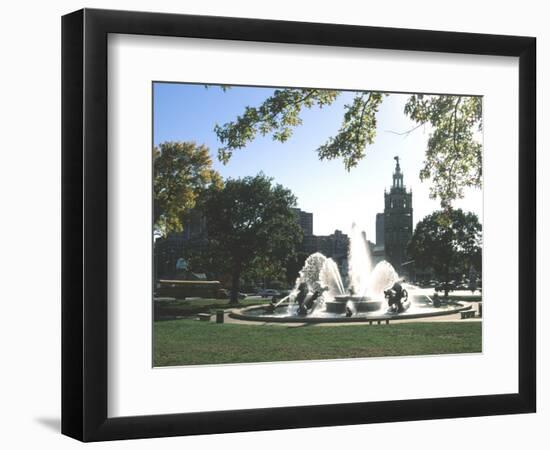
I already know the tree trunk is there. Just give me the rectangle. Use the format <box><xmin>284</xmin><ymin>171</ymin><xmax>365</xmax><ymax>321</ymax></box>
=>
<box><xmin>230</xmin><ymin>267</ymin><xmax>241</xmax><ymax>305</ymax></box>
<box><xmin>444</xmin><ymin>267</ymin><xmax>450</xmax><ymax>299</ymax></box>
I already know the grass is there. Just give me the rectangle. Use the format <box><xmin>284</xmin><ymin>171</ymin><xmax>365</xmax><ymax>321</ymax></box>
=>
<box><xmin>153</xmin><ymin>320</ymin><xmax>482</xmax><ymax>366</ymax></box>
<box><xmin>154</xmin><ymin>297</ymin><xmax>270</xmax><ymax>320</ymax></box>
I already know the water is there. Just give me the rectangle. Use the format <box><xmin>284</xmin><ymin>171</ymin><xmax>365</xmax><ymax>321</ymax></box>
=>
<box><xmin>368</xmin><ymin>261</ymin><xmax>398</xmax><ymax>297</ymax></box>
<box><xmin>243</xmin><ymin>292</ymin><xmax>466</xmax><ymax>320</ymax></box>
<box><xmin>319</xmin><ymin>258</ymin><xmax>345</xmax><ymax>297</ymax></box>
<box><xmin>348</xmin><ymin>223</ymin><xmax>372</xmax><ymax>297</ymax></box>
<box><xmin>279</xmin><ymin>224</ymin><xmax>400</xmax><ymax>318</ymax></box>
<box><xmin>294</xmin><ymin>252</ymin><xmax>328</xmax><ymax>294</ymax></box>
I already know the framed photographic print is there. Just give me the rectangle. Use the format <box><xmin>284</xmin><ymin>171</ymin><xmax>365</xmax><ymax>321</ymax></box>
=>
<box><xmin>62</xmin><ymin>8</ymin><xmax>536</xmax><ymax>442</ymax></box>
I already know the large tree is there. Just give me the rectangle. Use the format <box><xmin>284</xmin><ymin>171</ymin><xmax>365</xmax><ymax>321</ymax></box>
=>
<box><xmin>195</xmin><ymin>174</ymin><xmax>302</xmax><ymax>304</ymax></box>
<box><xmin>408</xmin><ymin>209</ymin><xmax>482</xmax><ymax>297</ymax></box>
<box><xmin>153</xmin><ymin>141</ymin><xmax>222</xmax><ymax>237</ymax></box>
<box><xmin>214</xmin><ymin>89</ymin><xmax>482</xmax><ymax>208</ymax></box>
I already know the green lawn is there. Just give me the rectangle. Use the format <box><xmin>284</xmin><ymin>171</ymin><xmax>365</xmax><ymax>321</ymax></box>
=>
<box><xmin>153</xmin><ymin>319</ymin><xmax>482</xmax><ymax>366</ymax></box>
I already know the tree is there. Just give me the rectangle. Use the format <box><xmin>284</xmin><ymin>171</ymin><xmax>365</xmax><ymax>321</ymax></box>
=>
<box><xmin>285</xmin><ymin>251</ymin><xmax>309</xmax><ymax>286</ymax></box>
<box><xmin>408</xmin><ymin>209</ymin><xmax>482</xmax><ymax>298</ymax></box>
<box><xmin>195</xmin><ymin>174</ymin><xmax>302</xmax><ymax>304</ymax></box>
<box><xmin>153</xmin><ymin>141</ymin><xmax>222</xmax><ymax>237</ymax></box>
<box><xmin>405</xmin><ymin>95</ymin><xmax>482</xmax><ymax>208</ymax></box>
<box><xmin>214</xmin><ymin>88</ymin><xmax>482</xmax><ymax>208</ymax></box>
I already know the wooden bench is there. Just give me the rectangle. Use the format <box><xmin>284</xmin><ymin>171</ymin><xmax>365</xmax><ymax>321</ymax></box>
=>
<box><xmin>460</xmin><ymin>310</ymin><xmax>476</xmax><ymax>319</ymax></box>
<box><xmin>197</xmin><ymin>313</ymin><xmax>212</xmax><ymax>322</ymax></box>
<box><xmin>368</xmin><ymin>320</ymin><xmax>390</xmax><ymax>325</ymax></box>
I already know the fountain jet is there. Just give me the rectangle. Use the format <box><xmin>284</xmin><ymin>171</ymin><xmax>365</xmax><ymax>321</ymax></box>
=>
<box><xmin>286</xmin><ymin>225</ymin><xmax>399</xmax><ymax>316</ymax></box>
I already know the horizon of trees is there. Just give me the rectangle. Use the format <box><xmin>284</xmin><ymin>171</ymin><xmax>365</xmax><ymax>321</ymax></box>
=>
<box><xmin>153</xmin><ymin>127</ymin><xmax>483</xmax><ymax>299</ymax></box>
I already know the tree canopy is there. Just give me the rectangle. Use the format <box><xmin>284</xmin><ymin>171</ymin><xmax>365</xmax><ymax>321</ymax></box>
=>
<box><xmin>408</xmin><ymin>209</ymin><xmax>482</xmax><ymax>296</ymax></box>
<box><xmin>214</xmin><ymin>88</ymin><xmax>482</xmax><ymax>208</ymax></box>
<box><xmin>405</xmin><ymin>95</ymin><xmax>482</xmax><ymax>207</ymax></box>
<box><xmin>153</xmin><ymin>141</ymin><xmax>222</xmax><ymax>237</ymax></box>
<box><xmin>191</xmin><ymin>173</ymin><xmax>302</xmax><ymax>303</ymax></box>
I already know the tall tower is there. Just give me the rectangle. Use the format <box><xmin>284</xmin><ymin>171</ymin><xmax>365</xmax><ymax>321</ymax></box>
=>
<box><xmin>384</xmin><ymin>156</ymin><xmax>413</xmax><ymax>275</ymax></box>
<box><xmin>376</xmin><ymin>213</ymin><xmax>385</xmax><ymax>247</ymax></box>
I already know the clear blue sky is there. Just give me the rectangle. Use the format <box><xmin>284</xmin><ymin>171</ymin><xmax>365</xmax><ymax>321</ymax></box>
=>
<box><xmin>153</xmin><ymin>83</ymin><xmax>482</xmax><ymax>240</ymax></box>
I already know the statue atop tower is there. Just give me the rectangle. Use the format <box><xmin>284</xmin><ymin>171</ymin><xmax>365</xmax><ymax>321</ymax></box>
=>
<box><xmin>392</xmin><ymin>155</ymin><xmax>404</xmax><ymax>190</ymax></box>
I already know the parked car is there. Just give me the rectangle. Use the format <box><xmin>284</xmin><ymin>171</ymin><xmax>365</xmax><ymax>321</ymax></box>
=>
<box><xmin>258</xmin><ymin>289</ymin><xmax>280</xmax><ymax>298</ymax></box>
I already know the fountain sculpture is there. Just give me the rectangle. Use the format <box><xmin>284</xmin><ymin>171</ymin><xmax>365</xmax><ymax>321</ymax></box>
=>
<box><xmin>231</xmin><ymin>223</ymin><xmax>471</xmax><ymax>323</ymax></box>
<box><xmin>270</xmin><ymin>223</ymin><xmax>402</xmax><ymax>317</ymax></box>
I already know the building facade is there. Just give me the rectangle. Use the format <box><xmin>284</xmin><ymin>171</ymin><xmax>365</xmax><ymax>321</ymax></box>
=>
<box><xmin>301</xmin><ymin>229</ymin><xmax>349</xmax><ymax>264</ymax></box>
<box><xmin>383</xmin><ymin>156</ymin><xmax>413</xmax><ymax>276</ymax></box>
<box><xmin>292</xmin><ymin>208</ymin><xmax>313</xmax><ymax>236</ymax></box>
<box><xmin>376</xmin><ymin>212</ymin><xmax>385</xmax><ymax>247</ymax></box>
<box><xmin>154</xmin><ymin>211</ymin><xmax>207</xmax><ymax>280</ymax></box>
<box><xmin>292</xmin><ymin>208</ymin><xmax>349</xmax><ymax>263</ymax></box>
<box><xmin>154</xmin><ymin>232</ymin><xmax>186</xmax><ymax>279</ymax></box>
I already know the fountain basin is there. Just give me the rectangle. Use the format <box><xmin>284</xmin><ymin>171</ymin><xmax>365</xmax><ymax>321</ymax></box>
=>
<box><xmin>229</xmin><ymin>301</ymin><xmax>472</xmax><ymax>323</ymax></box>
<box><xmin>326</xmin><ymin>295</ymin><xmax>383</xmax><ymax>313</ymax></box>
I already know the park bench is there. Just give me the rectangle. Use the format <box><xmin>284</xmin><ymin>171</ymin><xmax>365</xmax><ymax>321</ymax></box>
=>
<box><xmin>460</xmin><ymin>310</ymin><xmax>476</xmax><ymax>319</ymax></box>
<box><xmin>197</xmin><ymin>313</ymin><xmax>212</xmax><ymax>322</ymax></box>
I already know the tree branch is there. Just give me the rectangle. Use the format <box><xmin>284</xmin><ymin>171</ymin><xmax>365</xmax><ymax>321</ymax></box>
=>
<box><xmin>355</xmin><ymin>93</ymin><xmax>372</xmax><ymax>148</ymax></box>
<box><xmin>385</xmin><ymin>123</ymin><xmax>424</xmax><ymax>136</ymax></box>
<box><xmin>261</xmin><ymin>89</ymin><xmax>318</xmax><ymax>126</ymax></box>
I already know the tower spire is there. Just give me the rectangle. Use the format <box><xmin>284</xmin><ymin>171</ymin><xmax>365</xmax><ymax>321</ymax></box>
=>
<box><xmin>392</xmin><ymin>156</ymin><xmax>403</xmax><ymax>189</ymax></box>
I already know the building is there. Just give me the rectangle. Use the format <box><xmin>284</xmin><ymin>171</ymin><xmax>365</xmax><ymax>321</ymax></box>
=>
<box><xmin>383</xmin><ymin>156</ymin><xmax>413</xmax><ymax>276</ymax></box>
<box><xmin>376</xmin><ymin>213</ymin><xmax>385</xmax><ymax>248</ymax></box>
<box><xmin>154</xmin><ymin>232</ymin><xmax>185</xmax><ymax>279</ymax></box>
<box><xmin>374</xmin><ymin>213</ymin><xmax>386</xmax><ymax>265</ymax></box>
<box><xmin>292</xmin><ymin>208</ymin><xmax>349</xmax><ymax>264</ymax></box>
<box><xmin>372</xmin><ymin>245</ymin><xmax>386</xmax><ymax>266</ymax></box>
<box><xmin>292</xmin><ymin>208</ymin><xmax>313</xmax><ymax>236</ymax></box>
<box><xmin>302</xmin><ymin>229</ymin><xmax>349</xmax><ymax>265</ymax></box>
<box><xmin>154</xmin><ymin>211</ymin><xmax>207</xmax><ymax>279</ymax></box>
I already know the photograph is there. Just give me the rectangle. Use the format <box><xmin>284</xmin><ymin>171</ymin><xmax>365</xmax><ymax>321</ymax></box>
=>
<box><xmin>152</xmin><ymin>83</ymin><xmax>483</xmax><ymax>367</ymax></box>
<box><xmin>0</xmin><ymin>1</ymin><xmax>540</xmax><ymax>447</ymax></box>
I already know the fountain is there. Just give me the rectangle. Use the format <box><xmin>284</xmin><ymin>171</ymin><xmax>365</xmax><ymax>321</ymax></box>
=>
<box><xmin>230</xmin><ymin>223</ymin><xmax>472</xmax><ymax>323</ymax></box>
<box><xmin>325</xmin><ymin>224</ymin><xmax>397</xmax><ymax>313</ymax></box>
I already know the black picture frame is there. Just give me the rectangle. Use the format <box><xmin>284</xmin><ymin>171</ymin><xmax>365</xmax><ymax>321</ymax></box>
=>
<box><xmin>62</xmin><ymin>8</ymin><xmax>536</xmax><ymax>442</ymax></box>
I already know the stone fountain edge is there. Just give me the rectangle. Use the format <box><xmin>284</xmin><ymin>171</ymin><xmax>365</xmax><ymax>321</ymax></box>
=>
<box><xmin>228</xmin><ymin>302</ymin><xmax>472</xmax><ymax>324</ymax></box>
